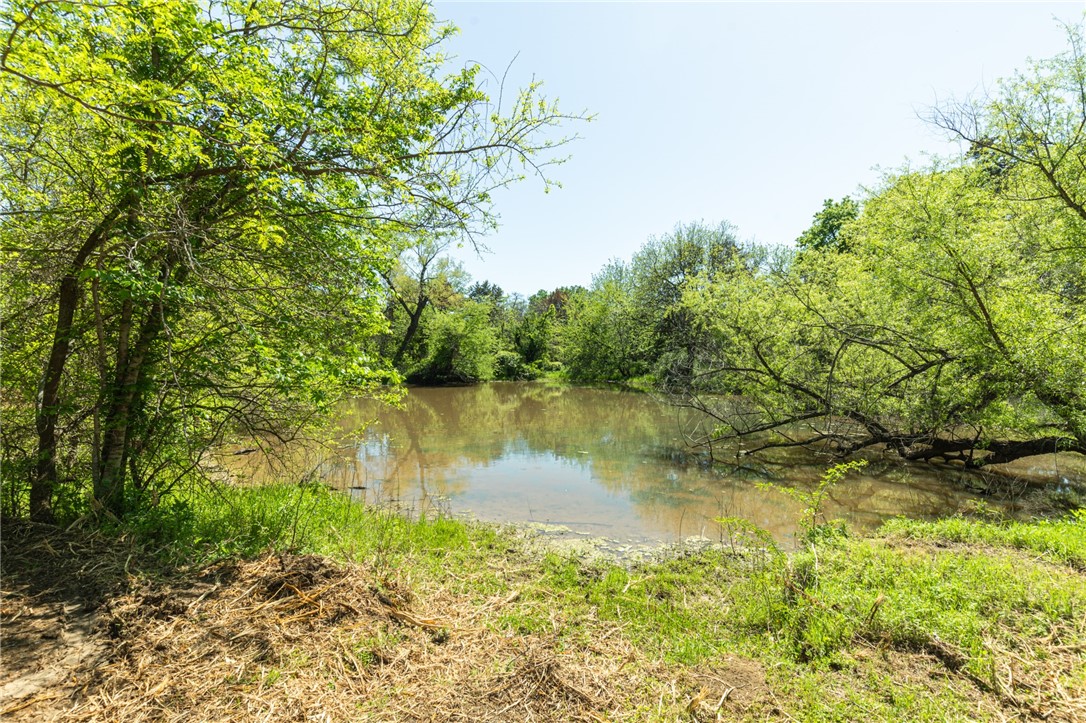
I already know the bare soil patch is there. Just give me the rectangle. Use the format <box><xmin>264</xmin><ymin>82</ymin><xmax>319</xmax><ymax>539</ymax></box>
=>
<box><xmin>1</xmin><ymin>518</ymin><xmax>147</xmax><ymax>716</ymax></box>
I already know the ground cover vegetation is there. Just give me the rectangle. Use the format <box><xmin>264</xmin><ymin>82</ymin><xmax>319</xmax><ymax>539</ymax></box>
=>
<box><xmin>2</xmin><ymin>479</ymin><xmax>1084</xmax><ymax>720</ymax></box>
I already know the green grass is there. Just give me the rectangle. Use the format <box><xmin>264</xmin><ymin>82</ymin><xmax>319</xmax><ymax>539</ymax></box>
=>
<box><xmin>769</xmin><ymin>538</ymin><xmax>1081</xmax><ymax>667</ymax></box>
<box><xmin>121</xmin><ymin>481</ymin><xmax>505</xmax><ymax>574</ymax></box>
<box><xmin>118</xmin><ymin>482</ymin><xmax>1086</xmax><ymax>720</ymax></box>
<box><xmin>879</xmin><ymin>512</ymin><xmax>1086</xmax><ymax>569</ymax></box>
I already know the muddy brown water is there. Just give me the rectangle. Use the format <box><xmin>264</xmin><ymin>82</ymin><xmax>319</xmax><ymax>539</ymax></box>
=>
<box><xmin>227</xmin><ymin>382</ymin><xmax>1083</xmax><ymax>549</ymax></box>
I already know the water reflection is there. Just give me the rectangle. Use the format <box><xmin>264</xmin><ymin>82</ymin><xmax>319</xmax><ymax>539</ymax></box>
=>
<box><xmin>228</xmin><ymin>383</ymin><xmax>1075</xmax><ymax>546</ymax></box>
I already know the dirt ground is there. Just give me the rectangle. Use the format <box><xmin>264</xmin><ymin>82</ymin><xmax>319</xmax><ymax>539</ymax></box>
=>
<box><xmin>1</xmin><ymin>519</ymin><xmax>128</xmax><ymax>716</ymax></box>
<box><xmin>0</xmin><ymin>519</ymin><xmax>776</xmax><ymax>721</ymax></box>
<box><xmin>3</xmin><ymin>517</ymin><xmax>1080</xmax><ymax>721</ymax></box>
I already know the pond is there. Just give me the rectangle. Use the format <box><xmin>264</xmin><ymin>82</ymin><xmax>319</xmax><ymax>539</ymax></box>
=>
<box><xmin>229</xmin><ymin>382</ymin><xmax>1079</xmax><ymax>549</ymax></box>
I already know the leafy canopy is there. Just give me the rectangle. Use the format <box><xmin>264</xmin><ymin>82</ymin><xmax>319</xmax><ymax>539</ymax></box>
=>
<box><xmin>0</xmin><ymin>0</ymin><xmax>584</xmax><ymax>520</ymax></box>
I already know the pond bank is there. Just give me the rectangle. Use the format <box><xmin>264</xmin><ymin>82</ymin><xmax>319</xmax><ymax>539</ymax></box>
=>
<box><xmin>2</xmin><ymin>483</ymin><xmax>1084</xmax><ymax>721</ymax></box>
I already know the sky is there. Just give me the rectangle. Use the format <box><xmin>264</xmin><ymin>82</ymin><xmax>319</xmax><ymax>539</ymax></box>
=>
<box><xmin>432</xmin><ymin>1</ymin><xmax>1086</xmax><ymax>297</ymax></box>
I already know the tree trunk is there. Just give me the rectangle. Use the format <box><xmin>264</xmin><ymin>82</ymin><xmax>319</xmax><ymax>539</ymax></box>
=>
<box><xmin>96</xmin><ymin>252</ymin><xmax>192</xmax><ymax>518</ymax></box>
<box><xmin>96</xmin><ymin>289</ymin><xmax>172</xmax><ymax>518</ymax></box>
<box><xmin>95</xmin><ymin>295</ymin><xmax>134</xmax><ymax>517</ymax></box>
<box><xmin>393</xmin><ymin>295</ymin><xmax>428</xmax><ymax>366</ymax></box>
<box><xmin>31</xmin><ymin>208</ymin><xmax>124</xmax><ymax>522</ymax></box>
<box><xmin>32</xmin><ymin>273</ymin><xmax>81</xmax><ymax>522</ymax></box>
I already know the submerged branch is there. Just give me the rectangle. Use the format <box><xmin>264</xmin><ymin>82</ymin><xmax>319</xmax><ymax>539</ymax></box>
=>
<box><xmin>676</xmin><ymin>395</ymin><xmax>1085</xmax><ymax>468</ymax></box>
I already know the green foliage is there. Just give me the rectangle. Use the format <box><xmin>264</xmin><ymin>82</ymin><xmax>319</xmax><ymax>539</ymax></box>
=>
<box><xmin>935</xmin><ymin>23</ymin><xmax>1086</xmax><ymax>248</ymax></box>
<box><xmin>795</xmin><ymin>197</ymin><xmax>861</xmax><ymax>252</ymax></box>
<box><xmin>510</xmin><ymin>306</ymin><xmax>554</xmax><ymax>365</ymax></box>
<box><xmin>410</xmin><ymin>300</ymin><xmax>497</xmax><ymax>383</ymax></box>
<box><xmin>763</xmin><ymin>538</ymin><xmax>1086</xmax><ymax>669</ymax></box>
<box><xmin>383</xmin><ymin>271</ymin><xmax>571</xmax><ymax>384</ymax></box>
<box><xmin>492</xmin><ymin>350</ymin><xmax>532</xmax><ymax>381</ymax></box>
<box><xmin>518</xmin><ymin>515</ymin><xmax>1086</xmax><ymax>692</ymax></box>
<box><xmin>627</xmin><ymin>221</ymin><xmax>742</xmax><ymax>388</ymax></box>
<box><xmin>527</xmin><ymin>286</ymin><xmax>582</xmax><ymax>319</ymax></box>
<box><xmin>560</xmin><ymin>221</ymin><xmax>744</xmax><ymax>386</ymax></box>
<box><xmin>762</xmin><ymin>460</ymin><xmax>868</xmax><ymax>542</ymax></box>
<box><xmin>680</xmin><ymin>160</ymin><xmax>1086</xmax><ymax>464</ymax></box>
<box><xmin>0</xmin><ymin>0</ymin><xmax>582</xmax><ymax>520</ymax></box>
<box><xmin>716</xmin><ymin>515</ymin><xmax>782</xmax><ymax>557</ymax></box>
<box><xmin>383</xmin><ymin>219</ymin><xmax>749</xmax><ymax>389</ymax></box>
<box><xmin>380</xmin><ymin>233</ymin><xmax>471</xmax><ymax>369</ymax></box>
<box><xmin>468</xmin><ymin>281</ymin><xmax>504</xmax><ymax>303</ymax></box>
<box><xmin>560</xmin><ymin>263</ymin><xmax>649</xmax><ymax>381</ymax></box>
<box><xmin>708</xmin><ymin>469</ymin><xmax>1086</xmax><ymax>671</ymax></box>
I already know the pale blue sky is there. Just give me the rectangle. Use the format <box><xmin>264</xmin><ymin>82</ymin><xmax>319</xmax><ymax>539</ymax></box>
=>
<box><xmin>434</xmin><ymin>1</ymin><xmax>1085</xmax><ymax>296</ymax></box>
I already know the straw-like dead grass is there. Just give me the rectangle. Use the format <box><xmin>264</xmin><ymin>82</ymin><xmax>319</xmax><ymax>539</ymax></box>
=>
<box><xmin>0</xmin><ymin>519</ymin><xmax>768</xmax><ymax>721</ymax></box>
<box><xmin>3</xmin><ymin>516</ymin><xmax>1082</xmax><ymax>721</ymax></box>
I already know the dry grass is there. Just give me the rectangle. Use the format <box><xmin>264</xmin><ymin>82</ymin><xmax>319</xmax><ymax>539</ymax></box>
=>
<box><xmin>973</xmin><ymin>624</ymin><xmax>1086</xmax><ymax>721</ymax></box>
<box><xmin>0</xmin><ymin>520</ymin><xmax>767</xmax><ymax>721</ymax></box>
<box><xmin>33</xmin><ymin>554</ymin><xmax>617</xmax><ymax>721</ymax></box>
<box><xmin>3</xmin><ymin>515</ymin><xmax>1083</xmax><ymax>722</ymax></box>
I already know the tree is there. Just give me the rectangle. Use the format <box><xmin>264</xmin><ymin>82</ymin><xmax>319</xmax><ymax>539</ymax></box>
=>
<box><xmin>412</xmin><ymin>299</ymin><xmax>498</xmax><ymax>383</ymax></box>
<box><xmin>628</xmin><ymin>221</ymin><xmax>741</xmax><ymax>388</ymax></box>
<box><xmin>510</xmin><ymin>306</ymin><xmax>554</xmax><ymax>367</ymax></box>
<box><xmin>528</xmin><ymin>286</ymin><xmax>580</xmax><ymax>319</ymax></box>
<box><xmin>932</xmin><ymin>23</ymin><xmax>1086</xmax><ymax>256</ymax></box>
<box><xmin>561</xmin><ymin>263</ymin><xmax>650</xmax><ymax>381</ymax></box>
<box><xmin>668</xmin><ymin>30</ymin><xmax>1086</xmax><ymax>469</ymax></box>
<box><xmin>380</xmin><ymin>233</ymin><xmax>467</xmax><ymax>369</ymax></box>
<box><xmin>0</xmin><ymin>0</ymin><xmax>583</xmax><ymax>521</ymax></box>
<box><xmin>558</xmin><ymin>222</ymin><xmax>743</xmax><ymax>386</ymax></box>
<box><xmin>680</xmin><ymin>163</ymin><xmax>1086</xmax><ymax>467</ymax></box>
<box><xmin>468</xmin><ymin>280</ymin><xmax>504</xmax><ymax>304</ymax></box>
<box><xmin>795</xmin><ymin>197</ymin><xmax>860</xmax><ymax>252</ymax></box>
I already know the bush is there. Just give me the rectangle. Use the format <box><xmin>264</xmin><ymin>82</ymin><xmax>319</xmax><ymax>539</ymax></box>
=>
<box><xmin>494</xmin><ymin>350</ymin><xmax>539</xmax><ymax>380</ymax></box>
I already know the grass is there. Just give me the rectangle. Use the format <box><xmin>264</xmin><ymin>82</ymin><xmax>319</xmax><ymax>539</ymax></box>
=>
<box><xmin>120</xmin><ymin>481</ymin><xmax>506</xmax><ymax>573</ymax></box>
<box><xmin>19</xmin><ymin>478</ymin><xmax>1083</xmax><ymax>720</ymax></box>
<box><xmin>880</xmin><ymin>511</ymin><xmax>1086</xmax><ymax>569</ymax></box>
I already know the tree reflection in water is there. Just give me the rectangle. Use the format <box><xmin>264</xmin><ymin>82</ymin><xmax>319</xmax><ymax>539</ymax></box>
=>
<box><xmin>226</xmin><ymin>383</ymin><xmax>1070</xmax><ymax>546</ymax></box>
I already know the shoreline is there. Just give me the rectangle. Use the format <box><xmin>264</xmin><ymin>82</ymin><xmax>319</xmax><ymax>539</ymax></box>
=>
<box><xmin>2</xmin><ymin>492</ymin><xmax>1083</xmax><ymax>721</ymax></box>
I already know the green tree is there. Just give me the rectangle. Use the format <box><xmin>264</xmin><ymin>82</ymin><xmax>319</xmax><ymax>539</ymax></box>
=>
<box><xmin>795</xmin><ymin>197</ymin><xmax>860</xmax><ymax>252</ymax></box>
<box><xmin>557</xmin><ymin>222</ymin><xmax>743</xmax><ymax>386</ymax></box>
<box><xmin>468</xmin><ymin>280</ymin><xmax>504</xmax><ymax>304</ymax></box>
<box><xmin>528</xmin><ymin>286</ymin><xmax>581</xmax><ymax>319</ymax></box>
<box><xmin>628</xmin><ymin>221</ymin><xmax>741</xmax><ymax>388</ymax></box>
<box><xmin>561</xmin><ymin>263</ymin><xmax>650</xmax><ymax>381</ymax></box>
<box><xmin>380</xmin><ymin>233</ymin><xmax>467</xmax><ymax>369</ymax></box>
<box><xmin>682</xmin><ymin>164</ymin><xmax>1086</xmax><ymax>466</ymax></box>
<box><xmin>0</xmin><ymin>0</ymin><xmax>582</xmax><ymax>521</ymax></box>
<box><xmin>933</xmin><ymin>23</ymin><xmax>1086</xmax><ymax>254</ymax></box>
<box><xmin>412</xmin><ymin>299</ymin><xmax>498</xmax><ymax>383</ymax></box>
<box><xmin>671</xmin><ymin>30</ymin><xmax>1086</xmax><ymax>468</ymax></box>
<box><xmin>510</xmin><ymin>306</ymin><xmax>555</xmax><ymax>367</ymax></box>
